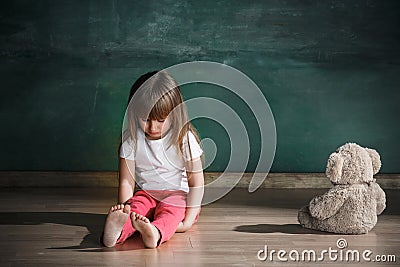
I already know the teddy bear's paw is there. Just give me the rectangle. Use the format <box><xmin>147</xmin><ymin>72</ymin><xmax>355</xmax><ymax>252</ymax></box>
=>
<box><xmin>298</xmin><ymin>206</ymin><xmax>312</xmax><ymax>227</ymax></box>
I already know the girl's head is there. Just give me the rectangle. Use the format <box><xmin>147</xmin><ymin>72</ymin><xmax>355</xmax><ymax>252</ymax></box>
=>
<box><xmin>124</xmin><ymin>70</ymin><xmax>200</xmax><ymax>158</ymax></box>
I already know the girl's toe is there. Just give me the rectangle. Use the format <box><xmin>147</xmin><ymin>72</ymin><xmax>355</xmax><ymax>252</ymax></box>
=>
<box><xmin>123</xmin><ymin>204</ymin><xmax>131</xmax><ymax>214</ymax></box>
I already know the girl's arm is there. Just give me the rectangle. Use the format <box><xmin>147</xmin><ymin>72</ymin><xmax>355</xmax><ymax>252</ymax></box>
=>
<box><xmin>176</xmin><ymin>157</ymin><xmax>204</xmax><ymax>232</ymax></box>
<box><xmin>118</xmin><ymin>157</ymin><xmax>136</xmax><ymax>204</ymax></box>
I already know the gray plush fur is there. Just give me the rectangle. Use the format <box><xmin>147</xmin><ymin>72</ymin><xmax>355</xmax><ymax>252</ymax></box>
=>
<box><xmin>298</xmin><ymin>143</ymin><xmax>386</xmax><ymax>234</ymax></box>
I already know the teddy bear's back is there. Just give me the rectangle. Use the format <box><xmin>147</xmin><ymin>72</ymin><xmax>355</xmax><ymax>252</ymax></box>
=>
<box><xmin>332</xmin><ymin>184</ymin><xmax>380</xmax><ymax>233</ymax></box>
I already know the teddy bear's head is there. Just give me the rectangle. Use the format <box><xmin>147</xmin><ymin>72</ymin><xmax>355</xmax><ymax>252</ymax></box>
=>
<box><xmin>325</xmin><ymin>143</ymin><xmax>381</xmax><ymax>185</ymax></box>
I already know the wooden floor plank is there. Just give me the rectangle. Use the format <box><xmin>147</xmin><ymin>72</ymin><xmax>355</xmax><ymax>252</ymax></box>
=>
<box><xmin>0</xmin><ymin>188</ymin><xmax>398</xmax><ymax>266</ymax></box>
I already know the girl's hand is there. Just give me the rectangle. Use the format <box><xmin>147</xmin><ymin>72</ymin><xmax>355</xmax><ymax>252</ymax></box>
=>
<box><xmin>176</xmin><ymin>220</ymin><xmax>192</xmax><ymax>233</ymax></box>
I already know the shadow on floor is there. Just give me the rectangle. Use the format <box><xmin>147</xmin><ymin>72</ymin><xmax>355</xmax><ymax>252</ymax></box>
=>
<box><xmin>233</xmin><ymin>223</ymin><xmax>334</xmax><ymax>235</ymax></box>
<box><xmin>0</xmin><ymin>212</ymin><xmax>147</xmax><ymax>251</ymax></box>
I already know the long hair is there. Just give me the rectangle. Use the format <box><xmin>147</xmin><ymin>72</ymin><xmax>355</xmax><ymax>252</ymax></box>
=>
<box><xmin>122</xmin><ymin>70</ymin><xmax>201</xmax><ymax>161</ymax></box>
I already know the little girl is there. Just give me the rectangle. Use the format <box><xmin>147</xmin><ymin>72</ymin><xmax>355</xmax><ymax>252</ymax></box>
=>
<box><xmin>102</xmin><ymin>70</ymin><xmax>204</xmax><ymax>248</ymax></box>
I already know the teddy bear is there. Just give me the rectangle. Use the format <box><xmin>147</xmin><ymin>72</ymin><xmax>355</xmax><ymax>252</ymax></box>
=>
<box><xmin>298</xmin><ymin>143</ymin><xmax>386</xmax><ymax>234</ymax></box>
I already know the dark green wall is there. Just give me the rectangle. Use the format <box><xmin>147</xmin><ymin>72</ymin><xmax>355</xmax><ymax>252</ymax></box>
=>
<box><xmin>1</xmin><ymin>0</ymin><xmax>399</xmax><ymax>172</ymax></box>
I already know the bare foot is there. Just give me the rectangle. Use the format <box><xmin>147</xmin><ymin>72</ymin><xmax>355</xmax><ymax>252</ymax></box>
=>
<box><xmin>131</xmin><ymin>212</ymin><xmax>161</xmax><ymax>248</ymax></box>
<box><xmin>103</xmin><ymin>204</ymin><xmax>130</xmax><ymax>247</ymax></box>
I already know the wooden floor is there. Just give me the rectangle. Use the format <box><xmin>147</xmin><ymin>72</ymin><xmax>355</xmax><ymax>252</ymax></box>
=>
<box><xmin>0</xmin><ymin>188</ymin><xmax>398</xmax><ymax>266</ymax></box>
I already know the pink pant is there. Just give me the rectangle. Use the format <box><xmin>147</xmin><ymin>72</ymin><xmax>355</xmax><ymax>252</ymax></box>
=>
<box><xmin>117</xmin><ymin>190</ymin><xmax>187</xmax><ymax>246</ymax></box>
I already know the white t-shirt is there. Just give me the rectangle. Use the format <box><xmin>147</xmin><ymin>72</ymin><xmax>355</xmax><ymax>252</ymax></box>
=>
<box><xmin>120</xmin><ymin>129</ymin><xmax>203</xmax><ymax>192</ymax></box>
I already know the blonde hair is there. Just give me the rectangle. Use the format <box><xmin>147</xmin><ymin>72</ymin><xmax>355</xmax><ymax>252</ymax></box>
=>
<box><xmin>122</xmin><ymin>70</ymin><xmax>201</xmax><ymax>161</ymax></box>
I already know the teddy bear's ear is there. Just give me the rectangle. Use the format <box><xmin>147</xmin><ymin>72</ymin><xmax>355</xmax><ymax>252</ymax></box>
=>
<box><xmin>326</xmin><ymin>152</ymin><xmax>344</xmax><ymax>183</ymax></box>
<box><xmin>364</xmin><ymin>147</ymin><xmax>381</xmax><ymax>175</ymax></box>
